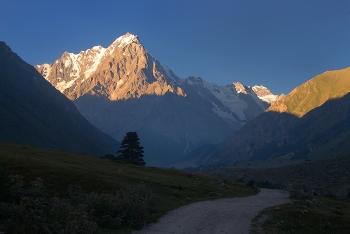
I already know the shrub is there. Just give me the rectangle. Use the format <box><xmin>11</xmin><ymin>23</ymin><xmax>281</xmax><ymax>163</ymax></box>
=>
<box><xmin>289</xmin><ymin>190</ymin><xmax>313</xmax><ymax>200</ymax></box>
<box><xmin>247</xmin><ymin>180</ymin><xmax>255</xmax><ymax>187</ymax></box>
<box><xmin>0</xmin><ymin>176</ymin><xmax>158</xmax><ymax>233</ymax></box>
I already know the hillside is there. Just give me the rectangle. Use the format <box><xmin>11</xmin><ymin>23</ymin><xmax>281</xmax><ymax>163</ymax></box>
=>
<box><xmin>0</xmin><ymin>41</ymin><xmax>119</xmax><ymax>156</ymax></box>
<box><xmin>200</xmin><ymin>154</ymin><xmax>350</xmax><ymax>198</ymax></box>
<box><xmin>0</xmin><ymin>141</ymin><xmax>257</xmax><ymax>233</ymax></box>
<box><xmin>267</xmin><ymin>66</ymin><xmax>350</xmax><ymax>117</ymax></box>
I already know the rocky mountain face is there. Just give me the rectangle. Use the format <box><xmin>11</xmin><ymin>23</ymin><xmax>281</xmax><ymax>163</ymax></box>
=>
<box><xmin>35</xmin><ymin>33</ymin><xmax>279</xmax><ymax>166</ymax></box>
<box><xmin>0</xmin><ymin>42</ymin><xmax>120</xmax><ymax>156</ymax></box>
<box><xmin>193</xmin><ymin>67</ymin><xmax>350</xmax><ymax>167</ymax></box>
<box><xmin>35</xmin><ymin>33</ymin><xmax>186</xmax><ymax>101</ymax></box>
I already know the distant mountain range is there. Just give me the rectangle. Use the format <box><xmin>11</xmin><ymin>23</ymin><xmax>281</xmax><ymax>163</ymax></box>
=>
<box><xmin>2</xmin><ymin>32</ymin><xmax>349</xmax><ymax>168</ymax></box>
<box><xmin>188</xmin><ymin>66</ymin><xmax>350</xmax><ymax>167</ymax></box>
<box><xmin>35</xmin><ymin>33</ymin><xmax>280</xmax><ymax>166</ymax></box>
<box><xmin>0</xmin><ymin>41</ymin><xmax>120</xmax><ymax>156</ymax></box>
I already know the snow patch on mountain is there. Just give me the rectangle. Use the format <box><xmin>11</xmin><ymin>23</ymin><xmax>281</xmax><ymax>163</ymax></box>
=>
<box><xmin>211</xmin><ymin>102</ymin><xmax>235</xmax><ymax>120</ymax></box>
<box><xmin>160</xmin><ymin>62</ymin><xmax>183</xmax><ymax>85</ymax></box>
<box><xmin>56</xmin><ymin>79</ymin><xmax>76</xmax><ymax>92</ymax></box>
<box><xmin>186</xmin><ymin>77</ymin><xmax>248</xmax><ymax>120</ymax></box>
<box><xmin>106</xmin><ymin>33</ymin><xmax>138</xmax><ymax>56</ymax></box>
<box><xmin>207</xmin><ymin>83</ymin><xmax>247</xmax><ymax>120</ymax></box>
<box><xmin>117</xmin><ymin>34</ymin><xmax>136</xmax><ymax>48</ymax></box>
<box><xmin>67</xmin><ymin>53</ymin><xmax>81</xmax><ymax>78</ymax></box>
<box><xmin>110</xmin><ymin>33</ymin><xmax>137</xmax><ymax>49</ymax></box>
<box><xmin>84</xmin><ymin>46</ymin><xmax>106</xmax><ymax>79</ymax></box>
<box><xmin>252</xmin><ymin>85</ymin><xmax>279</xmax><ymax>104</ymax></box>
<box><xmin>259</xmin><ymin>94</ymin><xmax>279</xmax><ymax>103</ymax></box>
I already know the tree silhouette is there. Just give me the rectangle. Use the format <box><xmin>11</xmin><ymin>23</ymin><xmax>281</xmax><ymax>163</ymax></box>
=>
<box><xmin>117</xmin><ymin>132</ymin><xmax>145</xmax><ymax>165</ymax></box>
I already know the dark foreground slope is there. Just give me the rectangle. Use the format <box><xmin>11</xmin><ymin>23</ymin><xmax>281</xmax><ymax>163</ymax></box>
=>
<box><xmin>0</xmin><ymin>42</ymin><xmax>119</xmax><ymax>156</ymax></box>
<box><xmin>0</xmin><ymin>141</ymin><xmax>257</xmax><ymax>233</ymax></box>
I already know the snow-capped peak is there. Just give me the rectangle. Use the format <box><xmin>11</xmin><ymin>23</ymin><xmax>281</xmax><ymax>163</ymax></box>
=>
<box><xmin>252</xmin><ymin>85</ymin><xmax>279</xmax><ymax>104</ymax></box>
<box><xmin>233</xmin><ymin>82</ymin><xmax>248</xmax><ymax>94</ymax></box>
<box><xmin>112</xmin><ymin>33</ymin><xmax>138</xmax><ymax>48</ymax></box>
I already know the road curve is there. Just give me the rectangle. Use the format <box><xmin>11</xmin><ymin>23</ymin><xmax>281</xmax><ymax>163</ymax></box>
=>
<box><xmin>133</xmin><ymin>188</ymin><xmax>290</xmax><ymax>234</ymax></box>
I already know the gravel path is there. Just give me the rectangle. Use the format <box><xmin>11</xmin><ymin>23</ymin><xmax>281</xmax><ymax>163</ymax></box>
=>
<box><xmin>133</xmin><ymin>188</ymin><xmax>290</xmax><ymax>234</ymax></box>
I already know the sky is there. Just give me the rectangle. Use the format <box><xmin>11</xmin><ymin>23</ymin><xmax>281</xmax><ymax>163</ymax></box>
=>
<box><xmin>1</xmin><ymin>0</ymin><xmax>350</xmax><ymax>95</ymax></box>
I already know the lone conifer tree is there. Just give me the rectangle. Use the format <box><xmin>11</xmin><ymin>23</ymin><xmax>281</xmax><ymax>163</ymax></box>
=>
<box><xmin>117</xmin><ymin>131</ymin><xmax>145</xmax><ymax>165</ymax></box>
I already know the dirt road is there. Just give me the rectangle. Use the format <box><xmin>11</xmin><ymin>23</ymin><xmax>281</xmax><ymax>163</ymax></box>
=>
<box><xmin>133</xmin><ymin>188</ymin><xmax>290</xmax><ymax>234</ymax></box>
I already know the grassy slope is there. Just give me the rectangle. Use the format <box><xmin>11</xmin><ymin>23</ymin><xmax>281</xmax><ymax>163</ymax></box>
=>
<box><xmin>200</xmin><ymin>156</ymin><xmax>350</xmax><ymax>233</ymax></box>
<box><xmin>201</xmin><ymin>154</ymin><xmax>350</xmax><ymax>198</ymax></box>
<box><xmin>251</xmin><ymin>192</ymin><xmax>350</xmax><ymax>234</ymax></box>
<box><xmin>0</xmin><ymin>141</ymin><xmax>257</xmax><ymax>232</ymax></box>
<box><xmin>268</xmin><ymin>66</ymin><xmax>350</xmax><ymax>117</ymax></box>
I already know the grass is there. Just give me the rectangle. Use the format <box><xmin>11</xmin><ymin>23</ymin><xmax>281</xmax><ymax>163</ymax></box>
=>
<box><xmin>201</xmin><ymin>154</ymin><xmax>350</xmax><ymax>198</ymax></box>
<box><xmin>251</xmin><ymin>191</ymin><xmax>350</xmax><ymax>234</ymax></box>
<box><xmin>0</xmin><ymin>141</ymin><xmax>257</xmax><ymax>233</ymax></box>
<box><xmin>268</xmin><ymin>66</ymin><xmax>350</xmax><ymax>118</ymax></box>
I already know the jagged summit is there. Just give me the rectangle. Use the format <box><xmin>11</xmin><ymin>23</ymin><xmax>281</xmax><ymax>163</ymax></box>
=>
<box><xmin>233</xmin><ymin>82</ymin><xmax>248</xmax><ymax>94</ymax></box>
<box><xmin>35</xmin><ymin>32</ymin><xmax>186</xmax><ymax>101</ymax></box>
<box><xmin>111</xmin><ymin>33</ymin><xmax>139</xmax><ymax>48</ymax></box>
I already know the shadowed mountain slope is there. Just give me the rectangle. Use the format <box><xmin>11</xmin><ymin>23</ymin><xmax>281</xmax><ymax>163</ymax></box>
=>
<box><xmin>189</xmin><ymin>65</ymin><xmax>350</xmax><ymax>167</ymax></box>
<box><xmin>0</xmin><ymin>41</ymin><xmax>119</xmax><ymax>156</ymax></box>
<box><xmin>195</xmin><ymin>94</ymin><xmax>350</xmax><ymax>166</ymax></box>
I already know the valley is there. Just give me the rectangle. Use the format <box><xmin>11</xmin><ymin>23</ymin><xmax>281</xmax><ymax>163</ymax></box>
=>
<box><xmin>1</xmin><ymin>31</ymin><xmax>350</xmax><ymax>233</ymax></box>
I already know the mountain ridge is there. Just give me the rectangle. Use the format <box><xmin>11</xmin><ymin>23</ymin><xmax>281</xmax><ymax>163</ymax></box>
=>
<box><xmin>267</xmin><ymin>66</ymin><xmax>350</xmax><ymax>117</ymax></box>
<box><xmin>192</xmin><ymin>66</ymin><xmax>350</xmax><ymax>167</ymax></box>
<box><xmin>34</xmin><ymin>32</ymin><xmax>280</xmax><ymax>166</ymax></box>
<box><xmin>35</xmin><ymin>33</ymin><xmax>279</xmax><ymax>108</ymax></box>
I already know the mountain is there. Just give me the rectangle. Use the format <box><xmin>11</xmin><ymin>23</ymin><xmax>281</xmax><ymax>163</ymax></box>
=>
<box><xmin>35</xmin><ymin>33</ymin><xmax>279</xmax><ymax>166</ymax></box>
<box><xmin>267</xmin><ymin>66</ymin><xmax>350</xmax><ymax>117</ymax></box>
<box><xmin>193</xmin><ymin>66</ymin><xmax>350</xmax><ymax>166</ymax></box>
<box><xmin>0</xmin><ymin>41</ymin><xmax>120</xmax><ymax>156</ymax></box>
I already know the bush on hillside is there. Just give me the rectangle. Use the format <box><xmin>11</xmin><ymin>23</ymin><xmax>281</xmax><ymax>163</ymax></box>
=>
<box><xmin>0</xmin><ymin>175</ymin><xmax>158</xmax><ymax>233</ymax></box>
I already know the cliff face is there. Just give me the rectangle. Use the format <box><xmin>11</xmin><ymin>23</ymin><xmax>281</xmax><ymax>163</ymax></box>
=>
<box><xmin>35</xmin><ymin>33</ymin><xmax>186</xmax><ymax>101</ymax></box>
